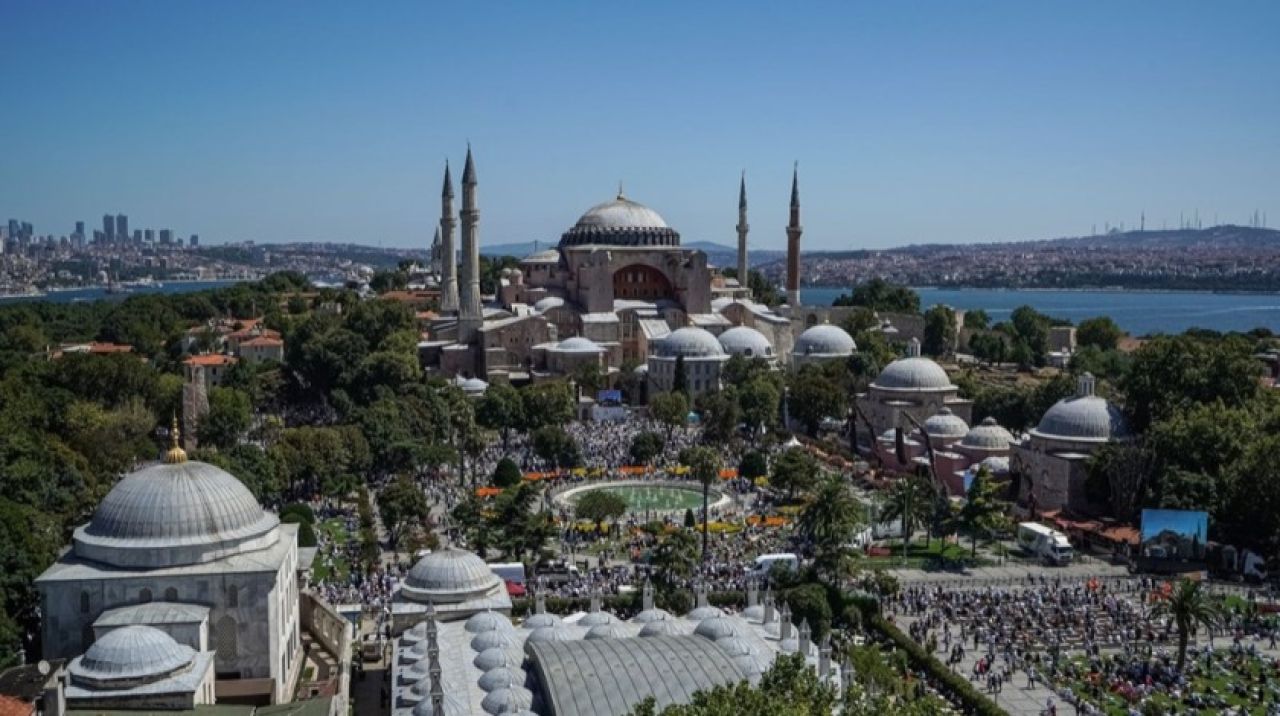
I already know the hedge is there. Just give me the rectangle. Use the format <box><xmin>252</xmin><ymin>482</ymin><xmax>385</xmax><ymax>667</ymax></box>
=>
<box><xmin>870</xmin><ymin>615</ymin><xmax>1007</xmax><ymax>716</ymax></box>
<box><xmin>510</xmin><ymin>589</ymin><xmax>748</xmax><ymax>619</ymax></box>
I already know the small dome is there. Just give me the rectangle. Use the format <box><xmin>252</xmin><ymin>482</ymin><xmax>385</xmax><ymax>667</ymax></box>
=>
<box><xmin>577</xmin><ymin>610</ymin><xmax>619</xmax><ymax>627</ymax></box>
<box><xmin>466</xmin><ymin>611</ymin><xmax>514</xmax><ymax>634</ymax></box>
<box><xmin>922</xmin><ymin>408</ymin><xmax>969</xmax><ymax>439</ymax></box>
<box><xmin>533</xmin><ymin>296</ymin><xmax>565</xmax><ymax>312</ymax></box>
<box><xmin>685</xmin><ymin>605</ymin><xmax>725</xmax><ymax>621</ymax></box>
<box><xmin>74</xmin><ymin>460</ymin><xmax>278</xmax><ymax>569</ymax></box>
<box><xmin>526</xmin><ymin>625</ymin><xmax>575</xmax><ymax>643</ymax></box>
<box><xmin>962</xmin><ymin>417</ymin><xmax>1015</xmax><ymax>451</ymax></box>
<box><xmin>630</xmin><ymin>608</ymin><xmax>672</xmax><ymax>624</ymax></box>
<box><xmin>478</xmin><ymin>667</ymin><xmax>523</xmax><ymax>692</ymax></box>
<box><xmin>873</xmin><ymin>357</ymin><xmax>952</xmax><ymax>391</ymax></box>
<box><xmin>522</xmin><ymin>613</ymin><xmax>562</xmax><ymax>629</ymax></box>
<box><xmin>718</xmin><ymin>326</ymin><xmax>774</xmax><ymax>358</ymax></box>
<box><xmin>73</xmin><ymin>626</ymin><xmax>194</xmax><ymax>685</ymax></box>
<box><xmin>402</xmin><ymin>547</ymin><xmax>499</xmax><ymax>603</ymax></box>
<box><xmin>714</xmin><ymin>636</ymin><xmax>764</xmax><ymax>659</ymax></box>
<box><xmin>979</xmin><ymin>456</ymin><xmax>1011</xmax><ymax>474</ymax></box>
<box><xmin>794</xmin><ymin>324</ymin><xmax>856</xmax><ymax>357</ymax></box>
<box><xmin>1035</xmin><ymin>396</ymin><xmax>1128</xmax><ymax>441</ymax></box>
<box><xmin>481</xmin><ymin>683</ymin><xmax>535</xmax><ymax>715</ymax></box>
<box><xmin>410</xmin><ymin>685</ymin><xmax>470</xmax><ymax>716</ymax></box>
<box><xmin>474</xmin><ymin>647</ymin><xmax>515</xmax><ymax>671</ymax></box>
<box><xmin>740</xmin><ymin>605</ymin><xmax>765</xmax><ymax>622</ymax></box>
<box><xmin>584</xmin><ymin>623</ymin><xmax>629</xmax><ymax>640</ymax></box>
<box><xmin>554</xmin><ymin>336</ymin><xmax>604</xmax><ymax>353</ymax></box>
<box><xmin>471</xmin><ymin>629</ymin><xmax>520</xmax><ymax>653</ymax></box>
<box><xmin>639</xmin><ymin>619</ymin><xmax>687</xmax><ymax>637</ymax></box>
<box><xmin>693</xmin><ymin>616</ymin><xmax>741</xmax><ymax>640</ymax></box>
<box><xmin>658</xmin><ymin>327</ymin><xmax>725</xmax><ymax>358</ymax></box>
<box><xmin>453</xmin><ymin>375</ymin><xmax>489</xmax><ymax>395</ymax></box>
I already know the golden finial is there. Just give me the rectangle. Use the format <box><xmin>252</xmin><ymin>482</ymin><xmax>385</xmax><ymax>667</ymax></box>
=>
<box><xmin>165</xmin><ymin>413</ymin><xmax>188</xmax><ymax>464</ymax></box>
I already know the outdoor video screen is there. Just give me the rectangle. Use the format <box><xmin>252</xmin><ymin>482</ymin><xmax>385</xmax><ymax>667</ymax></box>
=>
<box><xmin>597</xmin><ymin>389</ymin><xmax>623</xmax><ymax>406</ymax></box>
<box><xmin>1140</xmin><ymin>509</ymin><xmax>1208</xmax><ymax>561</ymax></box>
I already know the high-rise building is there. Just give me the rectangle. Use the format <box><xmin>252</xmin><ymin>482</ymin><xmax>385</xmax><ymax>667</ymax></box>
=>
<box><xmin>159</xmin><ymin>228</ymin><xmax>173</xmax><ymax>245</ymax></box>
<box><xmin>75</xmin><ymin>221</ymin><xmax>85</xmax><ymax>238</ymax></box>
<box><xmin>144</xmin><ymin>229</ymin><xmax>154</xmax><ymax>243</ymax></box>
<box><xmin>103</xmin><ymin>214</ymin><xmax>114</xmax><ymax>242</ymax></box>
<box><xmin>7</xmin><ymin>219</ymin><xmax>18</xmax><ymax>239</ymax></box>
<box><xmin>132</xmin><ymin>230</ymin><xmax>142</xmax><ymax>244</ymax></box>
<box><xmin>115</xmin><ymin>214</ymin><xmax>128</xmax><ymax>242</ymax></box>
<box><xmin>189</xmin><ymin>234</ymin><xmax>199</xmax><ymax>247</ymax></box>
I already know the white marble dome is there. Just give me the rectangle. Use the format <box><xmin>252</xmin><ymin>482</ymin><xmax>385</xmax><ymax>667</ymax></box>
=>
<box><xmin>73</xmin><ymin>459</ymin><xmax>278</xmax><ymax>569</ymax></box>
<box><xmin>657</xmin><ymin>327</ymin><xmax>726</xmax><ymax>358</ymax></box>
<box><xmin>401</xmin><ymin>548</ymin><xmax>501</xmax><ymax>604</ymax></box>
<box><xmin>923</xmin><ymin>408</ymin><xmax>969</xmax><ymax>439</ymax></box>
<box><xmin>794</xmin><ymin>323</ymin><xmax>856</xmax><ymax>357</ymax></box>
<box><xmin>873</xmin><ymin>356</ymin><xmax>952</xmax><ymax>391</ymax></box>
<box><xmin>71</xmin><ymin>625</ymin><xmax>194</xmax><ymax>686</ymax></box>
<box><xmin>717</xmin><ymin>326</ymin><xmax>774</xmax><ymax>359</ymax></box>
<box><xmin>962</xmin><ymin>417</ymin><xmax>1016</xmax><ymax>451</ymax></box>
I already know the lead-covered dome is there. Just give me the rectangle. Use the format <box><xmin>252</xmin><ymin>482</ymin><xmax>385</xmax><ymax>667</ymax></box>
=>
<box><xmin>73</xmin><ymin>459</ymin><xmax>278</xmax><ymax>569</ymax></box>
<box><xmin>922</xmin><ymin>408</ymin><xmax>969</xmax><ymax>439</ymax></box>
<box><xmin>873</xmin><ymin>357</ymin><xmax>952</xmax><ymax>391</ymax></box>
<box><xmin>794</xmin><ymin>324</ymin><xmax>856</xmax><ymax>358</ymax></box>
<box><xmin>560</xmin><ymin>193</ymin><xmax>680</xmax><ymax>247</ymax></box>
<box><xmin>962</xmin><ymin>417</ymin><xmax>1015</xmax><ymax>451</ymax></box>
<box><xmin>657</xmin><ymin>327</ymin><xmax>726</xmax><ymax>358</ymax></box>
<box><xmin>401</xmin><ymin>547</ymin><xmax>502</xmax><ymax>604</ymax></box>
<box><xmin>1033</xmin><ymin>373</ymin><xmax>1127</xmax><ymax>442</ymax></box>
<box><xmin>71</xmin><ymin>625</ymin><xmax>195</xmax><ymax>688</ymax></box>
<box><xmin>552</xmin><ymin>336</ymin><xmax>604</xmax><ymax>353</ymax></box>
<box><xmin>718</xmin><ymin>326</ymin><xmax>774</xmax><ymax>359</ymax></box>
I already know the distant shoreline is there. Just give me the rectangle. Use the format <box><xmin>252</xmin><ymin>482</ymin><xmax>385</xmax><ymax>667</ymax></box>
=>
<box><xmin>807</xmin><ymin>285</ymin><xmax>1280</xmax><ymax>297</ymax></box>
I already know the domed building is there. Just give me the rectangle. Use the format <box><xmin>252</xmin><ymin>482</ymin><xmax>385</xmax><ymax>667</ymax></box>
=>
<box><xmin>717</xmin><ymin>325</ymin><xmax>776</xmax><ymax>362</ymax></box>
<box><xmin>392</xmin><ymin>547</ymin><xmax>511</xmax><ymax>627</ymax></box>
<box><xmin>647</xmin><ymin>326</ymin><xmax>730</xmax><ymax>397</ymax></box>
<box><xmin>36</xmin><ymin>427</ymin><xmax>303</xmax><ymax>705</ymax></box>
<box><xmin>855</xmin><ymin>338</ymin><xmax>972</xmax><ymax>458</ymax></box>
<box><xmin>1013</xmin><ymin>373</ymin><xmax>1130</xmax><ymax>513</ymax></box>
<box><xmin>791</xmin><ymin>322</ymin><xmax>855</xmax><ymax>368</ymax></box>
<box><xmin>62</xmin><ymin>625</ymin><xmax>217</xmax><ymax>711</ymax></box>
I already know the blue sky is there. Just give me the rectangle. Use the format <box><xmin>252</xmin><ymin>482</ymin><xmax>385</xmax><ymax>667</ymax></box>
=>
<box><xmin>2</xmin><ymin>1</ymin><xmax>1278</xmax><ymax>250</ymax></box>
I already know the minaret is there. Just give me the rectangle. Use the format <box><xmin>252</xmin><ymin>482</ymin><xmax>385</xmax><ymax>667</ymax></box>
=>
<box><xmin>785</xmin><ymin>163</ymin><xmax>802</xmax><ymax>308</ymax></box>
<box><xmin>439</xmin><ymin>162</ymin><xmax>459</xmax><ymax>313</ymax></box>
<box><xmin>458</xmin><ymin>146</ymin><xmax>483</xmax><ymax>343</ymax></box>
<box><xmin>736</xmin><ymin>171</ymin><xmax>749</xmax><ymax>286</ymax></box>
<box><xmin>429</xmin><ymin>226</ymin><xmax>442</xmax><ymax>275</ymax></box>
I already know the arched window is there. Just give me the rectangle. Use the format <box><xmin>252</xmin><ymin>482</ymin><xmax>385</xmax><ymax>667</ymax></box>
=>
<box><xmin>215</xmin><ymin>615</ymin><xmax>238</xmax><ymax>658</ymax></box>
<box><xmin>227</xmin><ymin>585</ymin><xmax>239</xmax><ymax>608</ymax></box>
<box><xmin>164</xmin><ymin>587</ymin><xmax>178</xmax><ymax>602</ymax></box>
<box><xmin>139</xmin><ymin>588</ymin><xmax>152</xmax><ymax>603</ymax></box>
<box><xmin>80</xmin><ymin>591</ymin><xmax>91</xmax><ymax>614</ymax></box>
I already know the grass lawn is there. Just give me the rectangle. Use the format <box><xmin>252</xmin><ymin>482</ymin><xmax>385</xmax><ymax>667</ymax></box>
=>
<box><xmin>866</xmin><ymin>539</ymin><xmax>993</xmax><ymax>569</ymax></box>
<box><xmin>1055</xmin><ymin>652</ymin><xmax>1276</xmax><ymax>715</ymax></box>
<box><xmin>311</xmin><ymin>518</ymin><xmax>351</xmax><ymax>584</ymax></box>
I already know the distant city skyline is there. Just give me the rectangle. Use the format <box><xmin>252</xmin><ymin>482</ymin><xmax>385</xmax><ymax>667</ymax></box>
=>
<box><xmin>2</xmin><ymin>0</ymin><xmax>1278</xmax><ymax>250</ymax></box>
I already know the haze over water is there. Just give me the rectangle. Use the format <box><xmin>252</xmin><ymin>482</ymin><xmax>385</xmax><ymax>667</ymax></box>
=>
<box><xmin>801</xmin><ymin>287</ymin><xmax>1280</xmax><ymax>336</ymax></box>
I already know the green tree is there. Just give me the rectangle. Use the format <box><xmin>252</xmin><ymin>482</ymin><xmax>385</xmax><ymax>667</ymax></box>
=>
<box><xmin>629</xmin><ymin>431</ymin><xmax>665</xmax><ymax>466</ymax></box>
<box><xmin>737</xmin><ymin>376</ymin><xmax>780</xmax><ymax>439</ymax></box>
<box><xmin>1150</xmin><ymin>579</ymin><xmax>1222</xmax><ymax>669</ymax></box>
<box><xmin>475</xmin><ymin>382</ymin><xmax>525</xmax><ymax>449</ymax></box>
<box><xmin>649</xmin><ymin>391</ymin><xmax>689</xmax><ymax>440</ymax></box>
<box><xmin>650</xmin><ymin>528</ymin><xmax>698</xmax><ymax>587</ymax></box>
<box><xmin>572</xmin><ymin>361</ymin><xmax>606</xmax><ymax>397</ymax></box>
<box><xmin>833</xmin><ymin>278</ymin><xmax>920</xmax><ymax>314</ymax></box>
<box><xmin>963</xmin><ymin>309</ymin><xmax>990</xmax><ymax>330</ymax></box>
<box><xmin>491</xmin><ymin>457</ymin><xmax>523</xmax><ymax>488</ymax></box>
<box><xmin>1122</xmin><ymin>334</ymin><xmax>1260</xmax><ymax>433</ymax></box>
<box><xmin>531</xmin><ymin>425</ymin><xmax>581</xmax><ymax>469</ymax></box>
<box><xmin>520</xmin><ymin>381</ymin><xmax>574</xmax><ymax>431</ymax></box>
<box><xmin>782</xmin><ymin>583</ymin><xmax>834</xmax><ymax>642</ymax></box>
<box><xmin>199</xmin><ymin>386</ymin><xmax>252</xmax><ymax>449</ymax></box>
<box><xmin>575</xmin><ymin>490</ymin><xmax>629</xmax><ymax>533</ymax></box>
<box><xmin>957</xmin><ymin>467</ymin><xmax>1006</xmax><ymax>558</ymax></box>
<box><xmin>921</xmin><ymin>304</ymin><xmax>956</xmax><ymax>357</ymax></box>
<box><xmin>771</xmin><ymin>448</ymin><xmax>820</xmax><ymax>499</ymax></box>
<box><xmin>1077</xmin><ymin>315</ymin><xmax>1123</xmax><ymax>350</ymax></box>
<box><xmin>696</xmin><ymin>389</ymin><xmax>740</xmax><ymax>445</ymax></box>
<box><xmin>679</xmin><ymin>445</ymin><xmax>722</xmax><ymax>563</ymax></box>
<box><xmin>739</xmin><ymin>450</ymin><xmax>768</xmax><ymax>481</ymax></box>
<box><xmin>672</xmin><ymin>354</ymin><xmax>688</xmax><ymax>395</ymax></box>
<box><xmin>376</xmin><ymin>477</ymin><xmax>430</xmax><ymax>551</ymax></box>
<box><xmin>787</xmin><ymin>365</ymin><xmax>845</xmax><ymax>436</ymax></box>
<box><xmin>880</xmin><ymin>475</ymin><xmax>933</xmax><ymax>557</ymax></box>
<box><xmin>798</xmin><ymin>475</ymin><xmax>863</xmax><ymax>582</ymax></box>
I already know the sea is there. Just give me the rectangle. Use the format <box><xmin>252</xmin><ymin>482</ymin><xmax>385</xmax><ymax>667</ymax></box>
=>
<box><xmin>3</xmin><ymin>280</ymin><xmax>1277</xmax><ymax>336</ymax></box>
<box><xmin>801</xmin><ymin>287</ymin><xmax>1280</xmax><ymax>336</ymax></box>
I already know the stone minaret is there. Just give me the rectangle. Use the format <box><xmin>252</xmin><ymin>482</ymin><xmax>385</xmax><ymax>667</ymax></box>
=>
<box><xmin>785</xmin><ymin>163</ymin><xmax>803</xmax><ymax>308</ymax></box>
<box><xmin>736</xmin><ymin>171</ymin><xmax>749</xmax><ymax>285</ymax></box>
<box><xmin>439</xmin><ymin>162</ymin><xmax>459</xmax><ymax>313</ymax></box>
<box><xmin>429</xmin><ymin>226</ymin><xmax>442</xmax><ymax>276</ymax></box>
<box><xmin>458</xmin><ymin>146</ymin><xmax>483</xmax><ymax>344</ymax></box>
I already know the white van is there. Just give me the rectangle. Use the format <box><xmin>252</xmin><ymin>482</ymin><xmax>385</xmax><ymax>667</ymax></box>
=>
<box><xmin>488</xmin><ymin>562</ymin><xmax>527</xmax><ymax>585</ymax></box>
<box><xmin>1017</xmin><ymin>522</ymin><xmax>1073</xmax><ymax>565</ymax></box>
<box><xmin>747</xmin><ymin>553</ymin><xmax>799</xmax><ymax>578</ymax></box>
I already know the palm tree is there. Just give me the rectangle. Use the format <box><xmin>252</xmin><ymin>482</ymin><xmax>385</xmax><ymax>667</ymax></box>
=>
<box><xmin>1151</xmin><ymin>578</ymin><xmax>1222</xmax><ymax>669</ymax></box>
<box><xmin>879</xmin><ymin>475</ymin><xmax>933</xmax><ymax>561</ymax></box>
<box><xmin>798</xmin><ymin>475</ymin><xmax>864</xmax><ymax>582</ymax></box>
<box><xmin>680</xmin><ymin>446</ymin><xmax>722</xmax><ymax>564</ymax></box>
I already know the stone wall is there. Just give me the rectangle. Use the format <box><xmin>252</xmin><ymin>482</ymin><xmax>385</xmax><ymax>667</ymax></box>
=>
<box><xmin>299</xmin><ymin>592</ymin><xmax>352</xmax><ymax>716</ymax></box>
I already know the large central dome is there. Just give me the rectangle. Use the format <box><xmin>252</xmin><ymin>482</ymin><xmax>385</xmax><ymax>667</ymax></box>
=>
<box><xmin>560</xmin><ymin>192</ymin><xmax>681</xmax><ymax>248</ymax></box>
<box><xmin>73</xmin><ymin>459</ymin><xmax>279</xmax><ymax>569</ymax></box>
